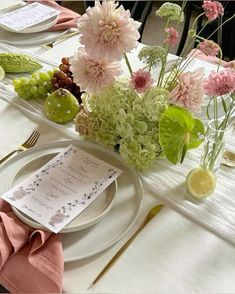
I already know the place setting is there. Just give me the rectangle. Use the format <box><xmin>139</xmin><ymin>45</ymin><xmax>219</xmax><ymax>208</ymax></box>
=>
<box><xmin>0</xmin><ymin>1</ymin><xmax>80</xmax><ymax>47</ymax></box>
<box><xmin>0</xmin><ymin>139</ymin><xmax>143</xmax><ymax>263</ymax></box>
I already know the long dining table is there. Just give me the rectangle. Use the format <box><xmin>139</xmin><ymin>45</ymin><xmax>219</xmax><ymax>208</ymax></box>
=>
<box><xmin>1</xmin><ymin>13</ymin><xmax>235</xmax><ymax>293</ymax></box>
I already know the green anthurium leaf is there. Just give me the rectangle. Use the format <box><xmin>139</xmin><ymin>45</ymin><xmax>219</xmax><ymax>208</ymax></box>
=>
<box><xmin>188</xmin><ymin>118</ymin><xmax>205</xmax><ymax>149</ymax></box>
<box><xmin>159</xmin><ymin>106</ymin><xmax>204</xmax><ymax>164</ymax></box>
<box><xmin>164</xmin><ymin>134</ymin><xmax>185</xmax><ymax>164</ymax></box>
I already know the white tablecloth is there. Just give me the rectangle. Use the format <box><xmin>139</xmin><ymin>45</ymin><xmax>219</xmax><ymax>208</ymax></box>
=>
<box><xmin>1</xmin><ymin>28</ymin><xmax>235</xmax><ymax>293</ymax></box>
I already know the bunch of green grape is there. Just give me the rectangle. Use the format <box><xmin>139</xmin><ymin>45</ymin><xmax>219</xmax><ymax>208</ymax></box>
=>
<box><xmin>13</xmin><ymin>69</ymin><xmax>58</xmax><ymax>100</ymax></box>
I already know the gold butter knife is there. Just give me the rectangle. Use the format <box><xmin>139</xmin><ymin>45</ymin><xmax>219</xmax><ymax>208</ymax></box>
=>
<box><xmin>90</xmin><ymin>204</ymin><xmax>164</xmax><ymax>288</ymax></box>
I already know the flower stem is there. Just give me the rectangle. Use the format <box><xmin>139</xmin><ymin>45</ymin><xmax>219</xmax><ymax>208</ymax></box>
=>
<box><xmin>206</xmin><ymin>14</ymin><xmax>235</xmax><ymax>41</ymax></box>
<box><xmin>203</xmin><ymin>94</ymin><xmax>235</xmax><ymax>171</ymax></box>
<box><xmin>217</xmin><ymin>46</ymin><xmax>223</xmax><ymax>73</ymax></box>
<box><xmin>124</xmin><ymin>53</ymin><xmax>132</xmax><ymax>76</ymax></box>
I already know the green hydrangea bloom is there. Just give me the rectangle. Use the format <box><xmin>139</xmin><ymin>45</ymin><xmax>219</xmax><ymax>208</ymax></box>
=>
<box><xmin>156</xmin><ymin>2</ymin><xmax>184</xmax><ymax>22</ymax></box>
<box><xmin>78</xmin><ymin>81</ymin><xmax>169</xmax><ymax>170</ymax></box>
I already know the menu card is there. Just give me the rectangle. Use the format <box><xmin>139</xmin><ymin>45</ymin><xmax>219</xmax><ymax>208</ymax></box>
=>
<box><xmin>1</xmin><ymin>145</ymin><xmax>122</xmax><ymax>233</ymax></box>
<box><xmin>0</xmin><ymin>3</ymin><xmax>60</xmax><ymax>31</ymax></box>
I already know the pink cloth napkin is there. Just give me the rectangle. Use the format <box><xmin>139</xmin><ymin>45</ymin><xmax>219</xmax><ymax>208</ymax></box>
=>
<box><xmin>28</xmin><ymin>0</ymin><xmax>81</xmax><ymax>31</ymax></box>
<box><xmin>188</xmin><ymin>48</ymin><xmax>235</xmax><ymax>68</ymax></box>
<box><xmin>0</xmin><ymin>199</ymin><xmax>64</xmax><ymax>293</ymax></box>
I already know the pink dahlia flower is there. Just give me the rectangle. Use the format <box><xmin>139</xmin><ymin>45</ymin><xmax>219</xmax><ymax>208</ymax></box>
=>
<box><xmin>198</xmin><ymin>40</ymin><xmax>219</xmax><ymax>57</ymax></box>
<box><xmin>223</xmin><ymin>61</ymin><xmax>235</xmax><ymax>69</ymax></box>
<box><xmin>202</xmin><ymin>1</ymin><xmax>224</xmax><ymax>21</ymax></box>
<box><xmin>77</xmin><ymin>1</ymin><xmax>140</xmax><ymax>62</ymax></box>
<box><xmin>70</xmin><ymin>48</ymin><xmax>122</xmax><ymax>95</ymax></box>
<box><xmin>164</xmin><ymin>27</ymin><xmax>179</xmax><ymax>47</ymax></box>
<box><xmin>169</xmin><ymin>69</ymin><xmax>204</xmax><ymax>113</ymax></box>
<box><xmin>130</xmin><ymin>69</ymin><xmax>153</xmax><ymax>93</ymax></box>
<box><xmin>203</xmin><ymin>69</ymin><xmax>235</xmax><ymax>96</ymax></box>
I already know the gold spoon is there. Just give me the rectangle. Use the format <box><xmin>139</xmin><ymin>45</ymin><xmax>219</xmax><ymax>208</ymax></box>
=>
<box><xmin>89</xmin><ymin>204</ymin><xmax>164</xmax><ymax>288</ymax></box>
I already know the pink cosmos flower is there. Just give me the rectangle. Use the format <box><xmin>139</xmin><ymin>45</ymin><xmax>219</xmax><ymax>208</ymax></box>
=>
<box><xmin>202</xmin><ymin>1</ymin><xmax>224</xmax><ymax>21</ymax></box>
<box><xmin>70</xmin><ymin>48</ymin><xmax>122</xmax><ymax>95</ymax></box>
<box><xmin>203</xmin><ymin>69</ymin><xmax>235</xmax><ymax>96</ymax></box>
<box><xmin>164</xmin><ymin>27</ymin><xmax>179</xmax><ymax>47</ymax></box>
<box><xmin>130</xmin><ymin>69</ymin><xmax>153</xmax><ymax>93</ymax></box>
<box><xmin>169</xmin><ymin>69</ymin><xmax>204</xmax><ymax>113</ymax></box>
<box><xmin>198</xmin><ymin>40</ymin><xmax>219</xmax><ymax>57</ymax></box>
<box><xmin>215</xmin><ymin>1</ymin><xmax>224</xmax><ymax>16</ymax></box>
<box><xmin>77</xmin><ymin>1</ymin><xmax>140</xmax><ymax>62</ymax></box>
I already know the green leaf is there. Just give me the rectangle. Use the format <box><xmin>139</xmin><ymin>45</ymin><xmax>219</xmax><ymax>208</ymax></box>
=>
<box><xmin>188</xmin><ymin>118</ymin><xmax>205</xmax><ymax>149</ymax></box>
<box><xmin>159</xmin><ymin>106</ymin><xmax>204</xmax><ymax>164</ymax></box>
<box><xmin>221</xmin><ymin>97</ymin><xmax>227</xmax><ymax>113</ymax></box>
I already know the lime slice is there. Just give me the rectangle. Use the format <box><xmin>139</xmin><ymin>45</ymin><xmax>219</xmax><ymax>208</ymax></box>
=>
<box><xmin>0</xmin><ymin>65</ymin><xmax>5</xmax><ymax>81</ymax></box>
<box><xmin>186</xmin><ymin>167</ymin><xmax>216</xmax><ymax>199</ymax></box>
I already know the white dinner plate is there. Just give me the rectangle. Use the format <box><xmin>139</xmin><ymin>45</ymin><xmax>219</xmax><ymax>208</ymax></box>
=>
<box><xmin>0</xmin><ymin>3</ymin><xmax>59</xmax><ymax>34</ymax></box>
<box><xmin>0</xmin><ymin>140</ymin><xmax>143</xmax><ymax>262</ymax></box>
<box><xmin>9</xmin><ymin>152</ymin><xmax>117</xmax><ymax>233</ymax></box>
<box><xmin>0</xmin><ymin>27</ymin><xmax>74</xmax><ymax>46</ymax></box>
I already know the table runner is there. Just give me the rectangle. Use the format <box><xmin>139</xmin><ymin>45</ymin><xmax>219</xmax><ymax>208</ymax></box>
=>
<box><xmin>141</xmin><ymin>134</ymin><xmax>235</xmax><ymax>247</ymax></box>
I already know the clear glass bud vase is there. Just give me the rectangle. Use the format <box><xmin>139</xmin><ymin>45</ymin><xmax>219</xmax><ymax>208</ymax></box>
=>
<box><xmin>201</xmin><ymin>119</ymin><xmax>233</xmax><ymax>174</ymax></box>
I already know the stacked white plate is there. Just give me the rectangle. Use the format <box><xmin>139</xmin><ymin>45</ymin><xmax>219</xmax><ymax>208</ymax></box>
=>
<box><xmin>0</xmin><ymin>3</ymin><xmax>70</xmax><ymax>46</ymax></box>
<box><xmin>0</xmin><ymin>140</ymin><xmax>143</xmax><ymax>262</ymax></box>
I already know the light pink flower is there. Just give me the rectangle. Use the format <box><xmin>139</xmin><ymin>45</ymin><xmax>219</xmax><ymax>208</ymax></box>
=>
<box><xmin>223</xmin><ymin>61</ymin><xmax>235</xmax><ymax>69</ymax></box>
<box><xmin>198</xmin><ymin>40</ymin><xmax>219</xmax><ymax>57</ymax></box>
<box><xmin>164</xmin><ymin>27</ymin><xmax>179</xmax><ymax>47</ymax></box>
<box><xmin>203</xmin><ymin>69</ymin><xmax>235</xmax><ymax>96</ymax></box>
<box><xmin>215</xmin><ymin>1</ymin><xmax>224</xmax><ymax>16</ymax></box>
<box><xmin>169</xmin><ymin>69</ymin><xmax>204</xmax><ymax>113</ymax></box>
<box><xmin>70</xmin><ymin>48</ymin><xmax>122</xmax><ymax>95</ymax></box>
<box><xmin>77</xmin><ymin>1</ymin><xmax>140</xmax><ymax>62</ymax></box>
<box><xmin>202</xmin><ymin>1</ymin><xmax>224</xmax><ymax>21</ymax></box>
<box><xmin>130</xmin><ymin>69</ymin><xmax>153</xmax><ymax>93</ymax></box>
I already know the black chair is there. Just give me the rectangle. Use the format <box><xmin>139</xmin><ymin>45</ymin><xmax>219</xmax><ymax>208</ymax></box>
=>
<box><xmin>177</xmin><ymin>1</ymin><xmax>234</xmax><ymax>60</ymax></box>
<box><xmin>0</xmin><ymin>284</ymin><xmax>9</xmax><ymax>293</ymax></box>
<box><xmin>83</xmin><ymin>1</ymin><xmax>153</xmax><ymax>42</ymax></box>
<box><xmin>177</xmin><ymin>1</ymin><xmax>204</xmax><ymax>56</ymax></box>
<box><xmin>129</xmin><ymin>1</ymin><xmax>153</xmax><ymax>41</ymax></box>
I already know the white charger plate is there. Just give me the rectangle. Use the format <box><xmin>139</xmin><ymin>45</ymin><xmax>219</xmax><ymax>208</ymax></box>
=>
<box><xmin>0</xmin><ymin>140</ymin><xmax>143</xmax><ymax>262</ymax></box>
<box><xmin>9</xmin><ymin>152</ymin><xmax>117</xmax><ymax>233</ymax></box>
<box><xmin>0</xmin><ymin>27</ymin><xmax>77</xmax><ymax>46</ymax></box>
<box><xmin>0</xmin><ymin>3</ymin><xmax>59</xmax><ymax>34</ymax></box>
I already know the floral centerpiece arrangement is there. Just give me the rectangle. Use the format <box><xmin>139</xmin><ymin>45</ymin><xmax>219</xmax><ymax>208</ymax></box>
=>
<box><xmin>68</xmin><ymin>1</ymin><xmax>235</xmax><ymax>199</ymax></box>
<box><xmin>8</xmin><ymin>0</ymin><xmax>229</xmax><ymax>200</ymax></box>
<box><xmin>70</xmin><ymin>1</ymin><xmax>209</xmax><ymax>170</ymax></box>
<box><xmin>9</xmin><ymin>0</ymin><xmax>234</xmax><ymax>198</ymax></box>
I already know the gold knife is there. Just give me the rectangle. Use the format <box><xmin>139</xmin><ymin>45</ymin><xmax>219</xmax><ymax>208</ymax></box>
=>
<box><xmin>89</xmin><ymin>204</ymin><xmax>164</xmax><ymax>288</ymax></box>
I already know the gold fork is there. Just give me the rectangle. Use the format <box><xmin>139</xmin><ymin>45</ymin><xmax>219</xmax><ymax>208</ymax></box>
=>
<box><xmin>0</xmin><ymin>130</ymin><xmax>40</xmax><ymax>164</ymax></box>
<box><xmin>41</xmin><ymin>30</ymin><xmax>79</xmax><ymax>49</ymax></box>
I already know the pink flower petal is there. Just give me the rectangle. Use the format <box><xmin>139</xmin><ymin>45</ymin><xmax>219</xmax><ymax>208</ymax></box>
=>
<box><xmin>70</xmin><ymin>48</ymin><xmax>122</xmax><ymax>95</ymax></box>
<box><xmin>130</xmin><ymin>69</ymin><xmax>153</xmax><ymax>93</ymax></box>
<box><xmin>169</xmin><ymin>69</ymin><xmax>205</xmax><ymax>113</ymax></box>
<box><xmin>78</xmin><ymin>1</ymin><xmax>140</xmax><ymax>62</ymax></box>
